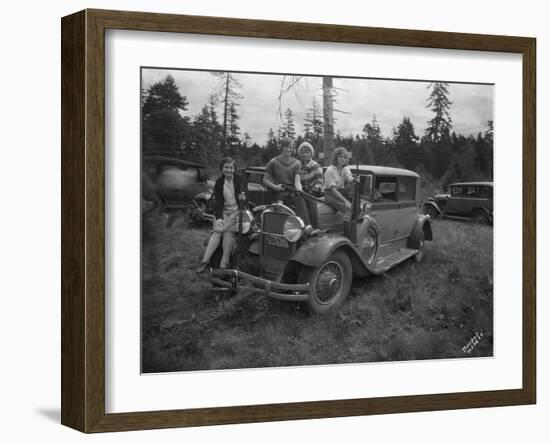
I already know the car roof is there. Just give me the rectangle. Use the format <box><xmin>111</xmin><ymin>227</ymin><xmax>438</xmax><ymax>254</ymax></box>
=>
<box><xmin>143</xmin><ymin>155</ymin><xmax>206</xmax><ymax>169</ymax></box>
<box><xmin>451</xmin><ymin>182</ymin><xmax>493</xmax><ymax>187</ymax></box>
<box><xmin>245</xmin><ymin>164</ymin><xmax>419</xmax><ymax>178</ymax></box>
<box><xmin>245</xmin><ymin>166</ymin><xmax>266</xmax><ymax>173</ymax></box>
<box><xmin>353</xmin><ymin>165</ymin><xmax>419</xmax><ymax>178</ymax></box>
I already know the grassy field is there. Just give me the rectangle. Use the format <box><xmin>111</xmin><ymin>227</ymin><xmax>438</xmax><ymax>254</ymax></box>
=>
<box><xmin>141</xmin><ymin>213</ymin><xmax>493</xmax><ymax>373</ymax></box>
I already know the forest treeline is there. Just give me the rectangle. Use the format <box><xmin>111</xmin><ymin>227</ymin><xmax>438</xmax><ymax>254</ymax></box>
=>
<box><xmin>142</xmin><ymin>74</ymin><xmax>493</xmax><ymax>187</ymax></box>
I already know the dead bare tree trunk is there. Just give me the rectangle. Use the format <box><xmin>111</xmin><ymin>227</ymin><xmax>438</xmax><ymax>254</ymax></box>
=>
<box><xmin>323</xmin><ymin>77</ymin><xmax>335</xmax><ymax>166</ymax></box>
<box><xmin>221</xmin><ymin>74</ymin><xmax>230</xmax><ymax>154</ymax></box>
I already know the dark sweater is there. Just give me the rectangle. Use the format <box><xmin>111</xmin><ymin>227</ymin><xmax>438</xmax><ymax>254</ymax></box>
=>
<box><xmin>213</xmin><ymin>174</ymin><xmax>245</xmax><ymax>219</ymax></box>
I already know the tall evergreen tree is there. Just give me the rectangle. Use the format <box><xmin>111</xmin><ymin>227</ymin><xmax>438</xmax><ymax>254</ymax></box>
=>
<box><xmin>142</xmin><ymin>75</ymin><xmax>190</xmax><ymax>155</ymax></box>
<box><xmin>393</xmin><ymin>117</ymin><xmax>421</xmax><ymax>169</ymax></box>
<box><xmin>485</xmin><ymin>120</ymin><xmax>494</xmax><ymax>146</ymax></box>
<box><xmin>142</xmin><ymin>75</ymin><xmax>188</xmax><ymax>117</ymax></box>
<box><xmin>362</xmin><ymin>115</ymin><xmax>384</xmax><ymax>164</ymax></box>
<box><xmin>304</xmin><ymin>98</ymin><xmax>323</xmax><ymax>151</ymax></box>
<box><xmin>425</xmin><ymin>82</ymin><xmax>452</xmax><ymax>143</ymax></box>
<box><xmin>263</xmin><ymin>128</ymin><xmax>279</xmax><ymax>162</ymax></box>
<box><xmin>423</xmin><ymin>82</ymin><xmax>453</xmax><ymax>177</ymax></box>
<box><xmin>224</xmin><ymin>101</ymin><xmax>241</xmax><ymax>157</ymax></box>
<box><xmin>212</xmin><ymin>72</ymin><xmax>244</xmax><ymax>154</ymax></box>
<box><xmin>282</xmin><ymin>108</ymin><xmax>297</xmax><ymax>141</ymax></box>
<box><xmin>190</xmin><ymin>103</ymin><xmax>223</xmax><ymax>162</ymax></box>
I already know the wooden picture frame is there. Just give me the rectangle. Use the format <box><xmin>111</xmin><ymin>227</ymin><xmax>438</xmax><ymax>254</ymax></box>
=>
<box><xmin>61</xmin><ymin>9</ymin><xmax>536</xmax><ymax>433</ymax></box>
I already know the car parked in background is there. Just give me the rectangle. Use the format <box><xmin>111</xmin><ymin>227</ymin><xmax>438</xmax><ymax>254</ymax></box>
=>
<box><xmin>423</xmin><ymin>182</ymin><xmax>493</xmax><ymax>224</ymax></box>
<box><xmin>142</xmin><ymin>155</ymin><xmax>214</xmax><ymax>226</ymax></box>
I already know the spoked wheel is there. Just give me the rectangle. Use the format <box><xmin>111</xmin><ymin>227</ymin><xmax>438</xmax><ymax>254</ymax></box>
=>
<box><xmin>360</xmin><ymin>227</ymin><xmax>378</xmax><ymax>266</ymax></box>
<box><xmin>298</xmin><ymin>250</ymin><xmax>352</xmax><ymax>314</ymax></box>
<box><xmin>413</xmin><ymin>230</ymin><xmax>425</xmax><ymax>263</ymax></box>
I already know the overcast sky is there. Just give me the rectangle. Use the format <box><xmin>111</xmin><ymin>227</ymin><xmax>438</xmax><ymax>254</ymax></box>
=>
<box><xmin>142</xmin><ymin>68</ymin><xmax>493</xmax><ymax>145</ymax></box>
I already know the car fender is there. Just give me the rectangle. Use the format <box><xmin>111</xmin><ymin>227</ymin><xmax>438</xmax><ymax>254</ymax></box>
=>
<box><xmin>472</xmin><ymin>205</ymin><xmax>492</xmax><ymax>218</ymax></box>
<box><xmin>407</xmin><ymin>214</ymin><xmax>433</xmax><ymax>249</ymax></box>
<box><xmin>423</xmin><ymin>200</ymin><xmax>443</xmax><ymax>215</ymax></box>
<box><xmin>290</xmin><ymin>230</ymin><xmax>374</xmax><ymax>278</ymax></box>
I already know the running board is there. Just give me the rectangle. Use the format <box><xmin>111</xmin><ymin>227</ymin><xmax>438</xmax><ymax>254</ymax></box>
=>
<box><xmin>373</xmin><ymin>248</ymin><xmax>418</xmax><ymax>273</ymax></box>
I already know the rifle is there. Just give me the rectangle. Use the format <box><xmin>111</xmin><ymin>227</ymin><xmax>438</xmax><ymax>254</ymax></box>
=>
<box><xmin>350</xmin><ymin>157</ymin><xmax>361</xmax><ymax>222</ymax></box>
<box><xmin>280</xmin><ymin>184</ymin><xmax>325</xmax><ymax>203</ymax></box>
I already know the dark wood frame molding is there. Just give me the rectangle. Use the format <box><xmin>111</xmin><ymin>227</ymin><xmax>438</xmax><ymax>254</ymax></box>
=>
<box><xmin>61</xmin><ymin>9</ymin><xmax>536</xmax><ymax>433</ymax></box>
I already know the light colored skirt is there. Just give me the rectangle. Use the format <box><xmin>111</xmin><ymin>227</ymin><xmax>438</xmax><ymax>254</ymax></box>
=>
<box><xmin>212</xmin><ymin>209</ymin><xmax>239</xmax><ymax>233</ymax></box>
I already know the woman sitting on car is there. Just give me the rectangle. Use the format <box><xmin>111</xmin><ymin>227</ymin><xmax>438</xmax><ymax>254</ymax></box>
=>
<box><xmin>197</xmin><ymin>157</ymin><xmax>244</xmax><ymax>273</ymax></box>
<box><xmin>298</xmin><ymin>141</ymin><xmax>323</xmax><ymax>228</ymax></box>
<box><xmin>323</xmin><ymin>147</ymin><xmax>355</xmax><ymax>213</ymax></box>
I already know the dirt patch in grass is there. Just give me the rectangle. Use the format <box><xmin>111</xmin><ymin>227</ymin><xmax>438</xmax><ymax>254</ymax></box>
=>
<box><xmin>141</xmin><ymin>214</ymin><xmax>493</xmax><ymax>373</ymax></box>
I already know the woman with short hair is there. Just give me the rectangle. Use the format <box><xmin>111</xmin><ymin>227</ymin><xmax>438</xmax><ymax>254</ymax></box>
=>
<box><xmin>298</xmin><ymin>141</ymin><xmax>322</xmax><ymax>228</ymax></box>
<box><xmin>323</xmin><ymin>147</ymin><xmax>355</xmax><ymax>212</ymax></box>
<box><xmin>197</xmin><ymin>157</ymin><xmax>244</xmax><ymax>273</ymax></box>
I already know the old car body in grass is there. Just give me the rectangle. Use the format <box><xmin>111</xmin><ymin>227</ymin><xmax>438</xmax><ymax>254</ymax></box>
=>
<box><xmin>423</xmin><ymin>182</ymin><xmax>493</xmax><ymax>224</ymax></box>
<box><xmin>210</xmin><ymin>165</ymin><xmax>433</xmax><ymax>314</ymax></box>
<box><xmin>142</xmin><ymin>155</ymin><xmax>214</xmax><ymax>226</ymax></box>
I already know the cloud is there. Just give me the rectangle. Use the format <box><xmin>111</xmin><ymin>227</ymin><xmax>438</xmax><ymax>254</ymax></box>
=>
<box><xmin>142</xmin><ymin>69</ymin><xmax>493</xmax><ymax>144</ymax></box>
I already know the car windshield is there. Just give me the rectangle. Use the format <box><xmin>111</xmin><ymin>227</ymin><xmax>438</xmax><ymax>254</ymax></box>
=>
<box><xmin>246</xmin><ymin>172</ymin><xmax>265</xmax><ymax>185</ymax></box>
<box><xmin>360</xmin><ymin>175</ymin><xmax>373</xmax><ymax>200</ymax></box>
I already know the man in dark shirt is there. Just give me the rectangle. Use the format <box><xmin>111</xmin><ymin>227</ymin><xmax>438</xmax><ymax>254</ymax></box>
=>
<box><xmin>263</xmin><ymin>138</ymin><xmax>310</xmax><ymax>225</ymax></box>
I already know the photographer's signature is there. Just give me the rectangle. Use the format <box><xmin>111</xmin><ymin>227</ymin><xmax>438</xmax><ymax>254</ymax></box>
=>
<box><xmin>462</xmin><ymin>331</ymin><xmax>484</xmax><ymax>354</ymax></box>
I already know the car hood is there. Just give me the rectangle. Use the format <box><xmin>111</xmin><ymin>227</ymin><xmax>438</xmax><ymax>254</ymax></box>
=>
<box><xmin>156</xmin><ymin>169</ymin><xmax>214</xmax><ymax>200</ymax></box>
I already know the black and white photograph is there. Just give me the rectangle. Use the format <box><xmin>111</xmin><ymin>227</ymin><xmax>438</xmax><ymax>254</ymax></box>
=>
<box><xmin>140</xmin><ymin>67</ymin><xmax>494</xmax><ymax>374</ymax></box>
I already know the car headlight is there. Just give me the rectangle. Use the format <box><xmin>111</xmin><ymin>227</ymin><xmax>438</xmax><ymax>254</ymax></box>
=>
<box><xmin>283</xmin><ymin>216</ymin><xmax>305</xmax><ymax>243</ymax></box>
<box><xmin>239</xmin><ymin>210</ymin><xmax>254</xmax><ymax>234</ymax></box>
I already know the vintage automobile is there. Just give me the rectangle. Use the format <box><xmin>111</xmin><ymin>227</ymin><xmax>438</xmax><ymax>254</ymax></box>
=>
<box><xmin>422</xmin><ymin>182</ymin><xmax>493</xmax><ymax>224</ymax></box>
<box><xmin>209</xmin><ymin>165</ymin><xmax>433</xmax><ymax>314</ymax></box>
<box><xmin>142</xmin><ymin>155</ymin><xmax>214</xmax><ymax>226</ymax></box>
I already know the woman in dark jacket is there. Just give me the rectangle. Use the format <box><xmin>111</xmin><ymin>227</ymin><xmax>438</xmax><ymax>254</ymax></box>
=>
<box><xmin>197</xmin><ymin>157</ymin><xmax>245</xmax><ymax>273</ymax></box>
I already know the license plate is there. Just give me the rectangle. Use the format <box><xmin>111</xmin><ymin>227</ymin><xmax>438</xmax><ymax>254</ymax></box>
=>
<box><xmin>265</xmin><ymin>235</ymin><xmax>289</xmax><ymax>248</ymax></box>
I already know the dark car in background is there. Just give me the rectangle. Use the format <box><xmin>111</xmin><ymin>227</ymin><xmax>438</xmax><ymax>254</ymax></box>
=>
<box><xmin>241</xmin><ymin>166</ymin><xmax>273</xmax><ymax>207</ymax></box>
<box><xmin>142</xmin><ymin>155</ymin><xmax>214</xmax><ymax>225</ymax></box>
<box><xmin>423</xmin><ymin>182</ymin><xmax>493</xmax><ymax>224</ymax></box>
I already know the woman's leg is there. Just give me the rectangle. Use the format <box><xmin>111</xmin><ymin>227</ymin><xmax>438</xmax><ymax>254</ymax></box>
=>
<box><xmin>201</xmin><ymin>231</ymin><xmax>221</xmax><ymax>264</ymax></box>
<box><xmin>305</xmin><ymin>198</ymin><xmax>320</xmax><ymax>228</ymax></box>
<box><xmin>220</xmin><ymin>232</ymin><xmax>236</xmax><ymax>268</ymax></box>
<box><xmin>324</xmin><ymin>193</ymin><xmax>349</xmax><ymax>213</ymax></box>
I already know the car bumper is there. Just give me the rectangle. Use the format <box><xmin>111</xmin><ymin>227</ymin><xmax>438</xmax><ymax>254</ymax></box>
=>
<box><xmin>209</xmin><ymin>269</ymin><xmax>311</xmax><ymax>301</ymax></box>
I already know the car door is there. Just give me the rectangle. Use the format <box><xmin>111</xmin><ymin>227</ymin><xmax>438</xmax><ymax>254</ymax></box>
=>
<box><xmin>446</xmin><ymin>185</ymin><xmax>465</xmax><ymax>214</ymax></box>
<box><xmin>370</xmin><ymin>175</ymin><xmax>398</xmax><ymax>243</ymax></box>
<box><xmin>395</xmin><ymin>176</ymin><xmax>418</xmax><ymax>237</ymax></box>
<box><xmin>478</xmin><ymin>185</ymin><xmax>493</xmax><ymax>212</ymax></box>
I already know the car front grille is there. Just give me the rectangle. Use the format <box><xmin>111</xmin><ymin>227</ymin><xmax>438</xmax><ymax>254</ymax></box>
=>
<box><xmin>260</xmin><ymin>211</ymin><xmax>294</xmax><ymax>275</ymax></box>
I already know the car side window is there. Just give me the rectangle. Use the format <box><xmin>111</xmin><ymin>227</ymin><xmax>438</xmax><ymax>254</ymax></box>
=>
<box><xmin>478</xmin><ymin>186</ymin><xmax>489</xmax><ymax>198</ymax></box>
<box><xmin>451</xmin><ymin>186</ymin><xmax>463</xmax><ymax>197</ymax></box>
<box><xmin>374</xmin><ymin>177</ymin><xmax>397</xmax><ymax>202</ymax></box>
<box><xmin>360</xmin><ymin>175</ymin><xmax>373</xmax><ymax>200</ymax></box>
<box><xmin>466</xmin><ymin>186</ymin><xmax>478</xmax><ymax>197</ymax></box>
<box><xmin>398</xmin><ymin>177</ymin><xmax>416</xmax><ymax>201</ymax></box>
<box><xmin>247</xmin><ymin>172</ymin><xmax>264</xmax><ymax>185</ymax></box>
